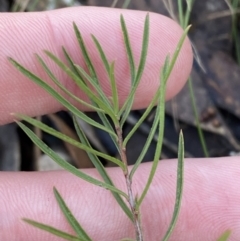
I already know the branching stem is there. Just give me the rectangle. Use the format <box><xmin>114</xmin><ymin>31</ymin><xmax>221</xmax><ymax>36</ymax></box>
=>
<box><xmin>116</xmin><ymin>124</ymin><xmax>143</xmax><ymax>241</ymax></box>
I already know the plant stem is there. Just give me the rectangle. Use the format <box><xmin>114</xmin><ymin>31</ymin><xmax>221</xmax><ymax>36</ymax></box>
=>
<box><xmin>115</xmin><ymin>125</ymin><xmax>143</xmax><ymax>241</ymax></box>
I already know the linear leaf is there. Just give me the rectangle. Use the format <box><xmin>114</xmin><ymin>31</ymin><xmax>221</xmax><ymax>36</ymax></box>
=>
<box><xmin>91</xmin><ymin>35</ymin><xmax>110</xmax><ymax>74</ymax></box>
<box><xmin>62</xmin><ymin>47</ymin><xmax>117</xmax><ymax>139</ymax></box>
<box><xmin>72</xmin><ymin>115</ymin><xmax>132</xmax><ymax>221</ymax></box>
<box><xmin>44</xmin><ymin>51</ymin><xmax>115</xmax><ymax>119</ymax></box>
<box><xmin>162</xmin><ymin>131</ymin><xmax>184</xmax><ymax>241</ymax></box>
<box><xmin>53</xmin><ymin>187</ymin><xmax>92</xmax><ymax>241</ymax></box>
<box><xmin>16</xmin><ymin>121</ymin><xmax>128</xmax><ymax>198</ymax></box>
<box><xmin>163</xmin><ymin>25</ymin><xmax>191</xmax><ymax>85</ymax></box>
<box><xmin>8</xmin><ymin>58</ymin><xmax>116</xmax><ymax>138</ymax></box>
<box><xmin>93</xmin><ymin>110</ymin><xmax>119</xmax><ymax>152</ymax></box>
<box><xmin>36</xmin><ymin>54</ymin><xmax>103</xmax><ymax>113</ymax></box>
<box><xmin>62</xmin><ymin>47</ymin><xmax>87</xmax><ymax>81</ymax></box>
<box><xmin>73</xmin><ymin>22</ymin><xmax>98</xmax><ymax>84</ymax></box>
<box><xmin>120</xmin><ymin>14</ymin><xmax>135</xmax><ymax>85</ymax></box>
<box><xmin>68</xmin><ymin>60</ymin><xmax>118</xmax><ymax>146</ymax></box>
<box><xmin>73</xmin><ymin>64</ymin><xmax>114</xmax><ymax>116</ymax></box>
<box><xmin>137</xmin><ymin>26</ymin><xmax>190</xmax><ymax>206</ymax></box>
<box><xmin>129</xmin><ymin>54</ymin><xmax>171</xmax><ymax>179</ymax></box>
<box><xmin>95</xmin><ymin>111</ymin><xmax>119</xmax><ymax>149</ymax></box>
<box><xmin>91</xmin><ymin>35</ymin><xmax>119</xmax><ymax>115</ymax></box>
<box><xmin>124</xmin><ymin>54</ymin><xmax>170</xmax><ymax>147</ymax></box>
<box><xmin>22</xmin><ymin>219</ymin><xmax>84</xmax><ymax>241</ymax></box>
<box><xmin>162</xmin><ymin>54</ymin><xmax>170</xmax><ymax>77</ymax></box>
<box><xmin>63</xmin><ymin>47</ymin><xmax>115</xmax><ymax>133</ymax></box>
<box><xmin>137</xmin><ymin>69</ymin><xmax>167</xmax><ymax>206</ymax></box>
<box><xmin>129</xmin><ymin>97</ymin><xmax>160</xmax><ymax>180</ymax></box>
<box><xmin>134</xmin><ymin>13</ymin><xmax>149</xmax><ymax>86</ymax></box>
<box><xmin>217</xmin><ymin>230</ymin><xmax>231</xmax><ymax>241</ymax></box>
<box><xmin>122</xmin><ymin>0</ymin><xmax>131</xmax><ymax>8</ymax></box>
<box><xmin>15</xmin><ymin>114</ymin><xmax>123</xmax><ymax>168</ymax></box>
<box><xmin>109</xmin><ymin>61</ymin><xmax>119</xmax><ymax>113</ymax></box>
<box><xmin>119</xmin><ymin>14</ymin><xmax>149</xmax><ymax>126</ymax></box>
<box><xmin>177</xmin><ymin>0</ymin><xmax>184</xmax><ymax>27</ymax></box>
<box><xmin>62</xmin><ymin>47</ymin><xmax>88</xmax><ymax>82</ymax></box>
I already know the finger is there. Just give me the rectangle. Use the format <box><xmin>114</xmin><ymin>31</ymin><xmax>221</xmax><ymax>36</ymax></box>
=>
<box><xmin>0</xmin><ymin>7</ymin><xmax>192</xmax><ymax>125</ymax></box>
<box><xmin>0</xmin><ymin>157</ymin><xmax>239</xmax><ymax>241</ymax></box>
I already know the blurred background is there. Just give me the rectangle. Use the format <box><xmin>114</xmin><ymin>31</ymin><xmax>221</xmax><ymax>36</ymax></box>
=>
<box><xmin>1</xmin><ymin>0</ymin><xmax>240</xmax><ymax>172</ymax></box>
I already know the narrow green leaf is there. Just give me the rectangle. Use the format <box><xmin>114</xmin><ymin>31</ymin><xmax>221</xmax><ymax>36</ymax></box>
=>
<box><xmin>162</xmin><ymin>54</ymin><xmax>170</xmax><ymax>77</ymax></box>
<box><xmin>131</xmin><ymin>26</ymin><xmax>190</xmax><ymax>206</ymax></box>
<box><xmin>176</xmin><ymin>2</ymin><xmax>207</xmax><ymax>157</ymax></box>
<box><xmin>91</xmin><ymin>35</ymin><xmax>110</xmax><ymax>74</ymax></box>
<box><xmin>65</xmin><ymin>49</ymin><xmax>117</xmax><ymax>146</ymax></box>
<box><xmin>177</xmin><ymin>0</ymin><xmax>184</xmax><ymax>27</ymax></box>
<box><xmin>44</xmin><ymin>51</ymin><xmax>115</xmax><ymax>119</ymax></box>
<box><xmin>177</xmin><ymin>3</ymin><xmax>208</xmax><ymax>157</ymax></box>
<box><xmin>16</xmin><ymin>121</ymin><xmax>128</xmax><ymax>199</ymax></box>
<box><xmin>63</xmin><ymin>47</ymin><xmax>115</xmax><ymax>142</ymax></box>
<box><xmin>62</xmin><ymin>47</ymin><xmax>86</xmax><ymax>80</ymax></box>
<box><xmin>119</xmin><ymin>13</ymin><xmax>149</xmax><ymax>126</ymax></box>
<box><xmin>36</xmin><ymin>54</ymin><xmax>103</xmax><ymax>113</ymax></box>
<box><xmin>91</xmin><ymin>35</ymin><xmax>119</xmax><ymax>116</ymax></box>
<box><xmin>63</xmin><ymin>43</ymin><xmax>117</xmax><ymax>139</ymax></box>
<box><xmin>129</xmin><ymin>54</ymin><xmax>171</xmax><ymax>179</ymax></box>
<box><xmin>137</xmin><ymin>69</ymin><xmax>167</xmax><ymax>207</ymax></box>
<box><xmin>162</xmin><ymin>131</ymin><xmax>184</xmax><ymax>241</ymax></box>
<box><xmin>53</xmin><ymin>187</ymin><xmax>92</xmax><ymax>241</ymax></box>
<box><xmin>22</xmin><ymin>219</ymin><xmax>83</xmax><ymax>241</ymax></box>
<box><xmin>123</xmin><ymin>90</ymin><xmax>158</xmax><ymax>147</ymax></box>
<box><xmin>73</xmin><ymin>22</ymin><xmax>98</xmax><ymax>84</ymax></box>
<box><xmin>164</xmin><ymin>25</ymin><xmax>191</xmax><ymax>85</ymax></box>
<box><xmin>122</xmin><ymin>0</ymin><xmax>131</xmax><ymax>8</ymax></box>
<box><xmin>120</xmin><ymin>14</ymin><xmax>136</xmax><ymax>84</ymax></box>
<box><xmin>134</xmin><ymin>13</ymin><xmax>149</xmax><ymax>86</ymax></box>
<box><xmin>129</xmin><ymin>98</ymin><xmax>160</xmax><ymax>180</ymax></box>
<box><xmin>15</xmin><ymin>114</ymin><xmax>123</xmax><ymax>168</ymax></box>
<box><xmin>217</xmin><ymin>230</ymin><xmax>231</xmax><ymax>241</ymax></box>
<box><xmin>95</xmin><ymin>111</ymin><xmax>119</xmax><ymax>149</ymax></box>
<box><xmin>109</xmin><ymin>61</ymin><xmax>119</xmax><ymax>113</ymax></box>
<box><xmin>73</xmin><ymin>64</ymin><xmax>114</xmax><ymax>116</ymax></box>
<box><xmin>8</xmin><ymin>58</ymin><xmax>116</xmax><ymax>138</ymax></box>
<box><xmin>72</xmin><ymin>115</ymin><xmax>133</xmax><ymax>221</ymax></box>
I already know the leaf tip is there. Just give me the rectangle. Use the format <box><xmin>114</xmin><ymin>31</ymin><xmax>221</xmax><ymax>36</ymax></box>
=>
<box><xmin>185</xmin><ymin>24</ymin><xmax>192</xmax><ymax>32</ymax></box>
<box><xmin>10</xmin><ymin>112</ymin><xmax>19</xmax><ymax>122</ymax></box>
<box><xmin>8</xmin><ymin>57</ymin><xmax>17</xmax><ymax>66</ymax></box>
<box><xmin>22</xmin><ymin>218</ymin><xmax>31</xmax><ymax>224</ymax></box>
<box><xmin>72</xmin><ymin>21</ymin><xmax>77</xmax><ymax>28</ymax></box>
<box><xmin>120</xmin><ymin>14</ymin><xmax>125</xmax><ymax>23</ymax></box>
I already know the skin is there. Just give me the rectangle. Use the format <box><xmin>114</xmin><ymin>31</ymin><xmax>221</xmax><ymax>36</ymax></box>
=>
<box><xmin>0</xmin><ymin>7</ymin><xmax>239</xmax><ymax>241</ymax></box>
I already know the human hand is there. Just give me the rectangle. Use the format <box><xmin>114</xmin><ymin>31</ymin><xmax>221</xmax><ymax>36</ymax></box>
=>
<box><xmin>0</xmin><ymin>7</ymin><xmax>239</xmax><ymax>241</ymax></box>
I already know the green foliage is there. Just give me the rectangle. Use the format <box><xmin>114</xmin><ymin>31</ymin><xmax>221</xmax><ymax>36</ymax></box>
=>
<box><xmin>53</xmin><ymin>187</ymin><xmax>92</xmax><ymax>241</ymax></box>
<box><xmin>22</xmin><ymin>218</ymin><xmax>84</xmax><ymax>241</ymax></box>
<box><xmin>9</xmin><ymin>14</ymin><xmax>188</xmax><ymax>241</ymax></box>
<box><xmin>217</xmin><ymin>230</ymin><xmax>231</xmax><ymax>241</ymax></box>
<box><xmin>176</xmin><ymin>0</ymin><xmax>209</xmax><ymax>157</ymax></box>
<box><xmin>162</xmin><ymin>131</ymin><xmax>184</xmax><ymax>241</ymax></box>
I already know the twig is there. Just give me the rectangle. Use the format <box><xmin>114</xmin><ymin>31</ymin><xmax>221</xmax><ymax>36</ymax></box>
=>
<box><xmin>116</xmin><ymin>125</ymin><xmax>143</xmax><ymax>241</ymax></box>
